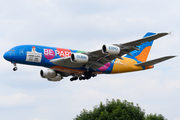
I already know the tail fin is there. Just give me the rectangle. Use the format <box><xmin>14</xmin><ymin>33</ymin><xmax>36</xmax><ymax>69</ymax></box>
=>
<box><xmin>130</xmin><ymin>32</ymin><xmax>156</xmax><ymax>62</ymax></box>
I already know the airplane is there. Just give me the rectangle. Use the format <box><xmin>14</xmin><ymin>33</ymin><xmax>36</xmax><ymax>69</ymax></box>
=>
<box><xmin>3</xmin><ymin>32</ymin><xmax>176</xmax><ymax>82</ymax></box>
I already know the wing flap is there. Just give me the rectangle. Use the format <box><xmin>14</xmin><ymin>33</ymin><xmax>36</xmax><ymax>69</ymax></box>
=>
<box><xmin>135</xmin><ymin>56</ymin><xmax>176</xmax><ymax>66</ymax></box>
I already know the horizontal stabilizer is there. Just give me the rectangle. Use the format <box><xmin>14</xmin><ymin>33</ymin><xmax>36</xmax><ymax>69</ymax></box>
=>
<box><xmin>135</xmin><ymin>56</ymin><xmax>176</xmax><ymax>66</ymax></box>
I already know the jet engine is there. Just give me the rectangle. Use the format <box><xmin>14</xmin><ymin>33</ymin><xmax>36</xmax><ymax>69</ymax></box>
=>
<box><xmin>40</xmin><ymin>69</ymin><xmax>56</xmax><ymax>78</ymax></box>
<box><xmin>40</xmin><ymin>69</ymin><xmax>63</xmax><ymax>81</ymax></box>
<box><xmin>70</xmin><ymin>53</ymin><xmax>89</xmax><ymax>63</ymax></box>
<box><xmin>102</xmin><ymin>45</ymin><xmax>120</xmax><ymax>55</ymax></box>
<box><xmin>48</xmin><ymin>74</ymin><xmax>62</xmax><ymax>81</ymax></box>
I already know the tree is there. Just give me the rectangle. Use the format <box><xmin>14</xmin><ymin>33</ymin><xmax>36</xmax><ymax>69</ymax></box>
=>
<box><xmin>145</xmin><ymin>113</ymin><xmax>167</xmax><ymax>120</ymax></box>
<box><xmin>74</xmin><ymin>99</ymin><xmax>145</xmax><ymax>120</ymax></box>
<box><xmin>74</xmin><ymin>99</ymin><xmax>167</xmax><ymax>120</ymax></box>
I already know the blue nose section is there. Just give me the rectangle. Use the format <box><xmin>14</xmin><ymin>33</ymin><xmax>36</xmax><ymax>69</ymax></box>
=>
<box><xmin>3</xmin><ymin>52</ymin><xmax>9</xmax><ymax>61</ymax></box>
<box><xmin>3</xmin><ymin>51</ymin><xmax>14</xmax><ymax>61</ymax></box>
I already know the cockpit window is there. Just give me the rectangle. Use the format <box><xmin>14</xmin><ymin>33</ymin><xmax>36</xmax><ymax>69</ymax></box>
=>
<box><xmin>9</xmin><ymin>49</ymin><xmax>14</xmax><ymax>51</ymax></box>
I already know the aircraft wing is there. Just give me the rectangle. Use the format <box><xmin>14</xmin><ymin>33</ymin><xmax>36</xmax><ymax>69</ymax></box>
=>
<box><xmin>51</xmin><ymin>32</ymin><xmax>169</xmax><ymax>71</ymax></box>
<box><xmin>90</xmin><ymin>33</ymin><xmax>168</xmax><ymax>56</ymax></box>
<box><xmin>121</xmin><ymin>33</ymin><xmax>168</xmax><ymax>46</ymax></box>
<box><xmin>86</xmin><ymin>32</ymin><xmax>169</xmax><ymax>70</ymax></box>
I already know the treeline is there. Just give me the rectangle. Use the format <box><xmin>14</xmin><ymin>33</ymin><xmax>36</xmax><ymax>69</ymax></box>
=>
<box><xmin>74</xmin><ymin>99</ymin><xmax>167</xmax><ymax>120</ymax></box>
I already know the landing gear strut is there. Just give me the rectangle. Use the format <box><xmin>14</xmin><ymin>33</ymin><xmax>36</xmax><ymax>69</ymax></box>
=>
<box><xmin>12</xmin><ymin>62</ymin><xmax>18</xmax><ymax>71</ymax></box>
<box><xmin>82</xmin><ymin>71</ymin><xmax>97</xmax><ymax>80</ymax></box>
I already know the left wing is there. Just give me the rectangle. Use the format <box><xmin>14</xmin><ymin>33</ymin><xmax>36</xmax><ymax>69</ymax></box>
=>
<box><xmin>51</xmin><ymin>32</ymin><xmax>169</xmax><ymax>71</ymax></box>
<box><xmin>85</xmin><ymin>32</ymin><xmax>169</xmax><ymax>70</ymax></box>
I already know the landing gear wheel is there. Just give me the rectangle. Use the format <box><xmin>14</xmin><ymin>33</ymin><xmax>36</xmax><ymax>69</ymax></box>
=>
<box><xmin>70</xmin><ymin>78</ymin><xmax>73</xmax><ymax>81</ymax></box>
<box><xmin>92</xmin><ymin>73</ymin><xmax>97</xmax><ymax>77</ymax></box>
<box><xmin>13</xmin><ymin>67</ymin><xmax>18</xmax><ymax>71</ymax></box>
<box><xmin>78</xmin><ymin>71</ymin><xmax>97</xmax><ymax>81</ymax></box>
<box><xmin>70</xmin><ymin>77</ymin><xmax>78</xmax><ymax>81</ymax></box>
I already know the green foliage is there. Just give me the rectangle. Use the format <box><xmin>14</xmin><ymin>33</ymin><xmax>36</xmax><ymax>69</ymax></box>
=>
<box><xmin>74</xmin><ymin>99</ymin><xmax>145</xmax><ymax>120</ymax></box>
<box><xmin>145</xmin><ymin>113</ymin><xmax>167</xmax><ymax>120</ymax></box>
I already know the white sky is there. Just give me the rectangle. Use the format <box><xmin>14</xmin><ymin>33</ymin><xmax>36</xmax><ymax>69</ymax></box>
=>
<box><xmin>0</xmin><ymin>0</ymin><xmax>180</xmax><ymax>120</ymax></box>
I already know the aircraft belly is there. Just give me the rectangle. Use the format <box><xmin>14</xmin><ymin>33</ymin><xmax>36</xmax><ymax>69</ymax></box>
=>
<box><xmin>111</xmin><ymin>57</ymin><xmax>143</xmax><ymax>73</ymax></box>
<box><xmin>50</xmin><ymin>66</ymin><xmax>86</xmax><ymax>74</ymax></box>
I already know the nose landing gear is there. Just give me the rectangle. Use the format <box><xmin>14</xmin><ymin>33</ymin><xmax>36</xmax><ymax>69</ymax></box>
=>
<box><xmin>13</xmin><ymin>67</ymin><xmax>18</xmax><ymax>71</ymax></box>
<box><xmin>12</xmin><ymin>62</ymin><xmax>18</xmax><ymax>71</ymax></box>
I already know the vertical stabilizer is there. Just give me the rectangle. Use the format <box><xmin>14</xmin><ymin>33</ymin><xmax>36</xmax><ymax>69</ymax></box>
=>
<box><xmin>128</xmin><ymin>32</ymin><xmax>156</xmax><ymax>62</ymax></box>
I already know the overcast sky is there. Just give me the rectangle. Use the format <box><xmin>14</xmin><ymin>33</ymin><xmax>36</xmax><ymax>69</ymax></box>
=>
<box><xmin>0</xmin><ymin>0</ymin><xmax>180</xmax><ymax>120</ymax></box>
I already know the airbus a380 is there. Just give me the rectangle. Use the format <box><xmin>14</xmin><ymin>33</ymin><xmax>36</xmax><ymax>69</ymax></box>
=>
<box><xmin>3</xmin><ymin>32</ymin><xmax>176</xmax><ymax>81</ymax></box>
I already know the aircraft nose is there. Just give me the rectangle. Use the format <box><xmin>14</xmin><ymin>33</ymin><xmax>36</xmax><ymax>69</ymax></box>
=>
<box><xmin>3</xmin><ymin>51</ymin><xmax>13</xmax><ymax>61</ymax></box>
<box><xmin>3</xmin><ymin>52</ymin><xmax>9</xmax><ymax>61</ymax></box>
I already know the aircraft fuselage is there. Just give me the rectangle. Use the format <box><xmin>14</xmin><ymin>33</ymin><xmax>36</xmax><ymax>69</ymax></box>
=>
<box><xmin>3</xmin><ymin>45</ymin><xmax>151</xmax><ymax>75</ymax></box>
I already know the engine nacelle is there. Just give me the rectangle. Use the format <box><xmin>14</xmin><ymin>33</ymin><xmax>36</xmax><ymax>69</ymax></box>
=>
<box><xmin>102</xmin><ymin>45</ymin><xmax>120</xmax><ymax>55</ymax></box>
<box><xmin>48</xmin><ymin>74</ymin><xmax>62</xmax><ymax>81</ymax></box>
<box><xmin>70</xmin><ymin>53</ymin><xmax>89</xmax><ymax>63</ymax></box>
<box><xmin>40</xmin><ymin>69</ymin><xmax>57</xmax><ymax>78</ymax></box>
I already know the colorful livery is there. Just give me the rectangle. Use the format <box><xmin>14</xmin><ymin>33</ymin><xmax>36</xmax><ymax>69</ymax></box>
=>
<box><xmin>3</xmin><ymin>32</ymin><xmax>175</xmax><ymax>81</ymax></box>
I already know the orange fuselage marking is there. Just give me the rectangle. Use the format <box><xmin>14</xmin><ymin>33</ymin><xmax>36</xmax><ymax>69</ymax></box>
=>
<box><xmin>111</xmin><ymin>57</ymin><xmax>143</xmax><ymax>74</ymax></box>
<box><xmin>135</xmin><ymin>46</ymin><xmax>151</xmax><ymax>62</ymax></box>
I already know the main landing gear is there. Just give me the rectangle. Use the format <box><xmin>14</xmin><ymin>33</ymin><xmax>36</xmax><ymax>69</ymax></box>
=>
<box><xmin>12</xmin><ymin>62</ymin><xmax>18</xmax><ymax>71</ymax></box>
<box><xmin>70</xmin><ymin>76</ymin><xmax>78</xmax><ymax>81</ymax></box>
<box><xmin>70</xmin><ymin>71</ymin><xmax>97</xmax><ymax>81</ymax></box>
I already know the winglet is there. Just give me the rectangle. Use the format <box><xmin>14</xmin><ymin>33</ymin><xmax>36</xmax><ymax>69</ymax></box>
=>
<box><xmin>135</xmin><ymin>56</ymin><xmax>176</xmax><ymax>66</ymax></box>
<box><xmin>169</xmin><ymin>31</ymin><xmax>173</xmax><ymax>36</ymax></box>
